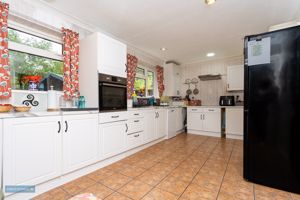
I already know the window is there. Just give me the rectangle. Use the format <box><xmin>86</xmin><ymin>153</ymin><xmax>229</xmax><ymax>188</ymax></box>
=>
<box><xmin>8</xmin><ymin>27</ymin><xmax>63</xmax><ymax>91</ymax></box>
<box><xmin>134</xmin><ymin>67</ymin><xmax>155</xmax><ymax>97</ymax></box>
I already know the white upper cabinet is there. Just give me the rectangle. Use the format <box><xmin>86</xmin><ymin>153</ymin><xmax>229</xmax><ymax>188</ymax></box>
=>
<box><xmin>227</xmin><ymin>65</ymin><xmax>244</xmax><ymax>91</ymax></box>
<box><xmin>164</xmin><ymin>63</ymin><xmax>182</xmax><ymax>96</ymax></box>
<box><xmin>98</xmin><ymin>33</ymin><xmax>127</xmax><ymax>78</ymax></box>
<box><xmin>62</xmin><ymin>114</ymin><xmax>98</xmax><ymax>174</ymax></box>
<box><xmin>3</xmin><ymin>116</ymin><xmax>62</xmax><ymax>191</ymax></box>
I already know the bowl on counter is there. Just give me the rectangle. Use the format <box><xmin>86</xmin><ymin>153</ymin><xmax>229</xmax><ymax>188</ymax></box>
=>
<box><xmin>13</xmin><ymin>105</ymin><xmax>31</xmax><ymax>112</ymax></box>
<box><xmin>0</xmin><ymin>104</ymin><xmax>13</xmax><ymax>113</ymax></box>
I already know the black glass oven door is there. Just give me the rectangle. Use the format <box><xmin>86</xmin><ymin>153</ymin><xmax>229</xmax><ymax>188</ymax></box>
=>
<box><xmin>99</xmin><ymin>83</ymin><xmax>127</xmax><ymax>111</ymax></box>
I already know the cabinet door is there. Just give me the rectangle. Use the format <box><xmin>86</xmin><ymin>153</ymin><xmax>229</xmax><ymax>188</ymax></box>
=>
<box><xmin>203</xmin><ymin>109</ymin><xmax>221</xmax><ymax>133</ymax></box>
<box><xmin>144</xmin><ymin>111</ymin><xmax>156</xmax><ymax>143</ymax></box>
<box><xmin>98</xmin><ymin>33</ymin><xmax>127</xmax><ymax>78</ymax></box>
<box><xmin>175</xmin><ymin>108</ymin><xmax>184</xmax><ymax>132</ymax></box>
<box><xmin>225</xmin><ymin>108</ymin><xmax>244</xmax><ymax>135</ymax></box>
<box><xmin>3</xmin><ymin>116</ymin><xmax>61</xmax><ymax>190</ymax></box>
<box><xmin>227</xmin><ymin>65</ymin><xmax>244</xmax><ymax>91</ymax></box>
<box><xmin>99</xmin><ymin>121</ymin><xmax>126</xmax><ymax>159</ymax></box>
<box><xmin>187</xmin><ymin>112</ymin><xmax>202</xmax><ymax>130</ymax></box>
<box><xmin>62</xmin><ymin>114</ymin><xmax>98</xmax><ymax>174</ymax></box>
<box><xmin>156</xmin><ymin>109</ymin><xmax>167</xmax><ymax>139</ymax></box>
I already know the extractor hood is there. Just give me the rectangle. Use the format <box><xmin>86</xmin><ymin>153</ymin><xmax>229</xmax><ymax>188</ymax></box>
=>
<box><xmin>198</xmin><ymin>74</ymin><xmax>222</xmax><ymax>81</ymax></box>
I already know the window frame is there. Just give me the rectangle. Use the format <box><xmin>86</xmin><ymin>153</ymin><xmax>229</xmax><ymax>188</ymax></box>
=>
<box><xmin>134</xmin><ymin>66</ymin><xmax>156</xmax><ymax>97</ymax></box>
<box><xmin>7</xmin><ymin>21</ymin><xmax>64</xmax><ymax>91</ymax></box>
<box><xmin>8</xmin><ymin>21</ymin><xmax>63</xmax><ymax>62</ymax></box>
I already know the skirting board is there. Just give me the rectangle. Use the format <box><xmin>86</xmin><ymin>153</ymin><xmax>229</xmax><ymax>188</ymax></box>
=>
<box><xmin>187</xmin><ymin>129</ymin><xmax>221</xmax><ymax>137</ymax></box>
<box><xmin>5</xmin><ymin>137</ymin><xmax>165</xmax><ymax>200</ymax></box>
<box><xmin>226</xmin><ymin>134</ymin><xmax>243</xmax><ymax>140</ymax></box>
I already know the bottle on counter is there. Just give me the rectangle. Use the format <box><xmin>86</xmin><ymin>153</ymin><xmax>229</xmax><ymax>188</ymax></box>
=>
<box><xmin>78</xmin><ymin>96</ymin><xmax>86</xmax><ymax>108</ymax></box>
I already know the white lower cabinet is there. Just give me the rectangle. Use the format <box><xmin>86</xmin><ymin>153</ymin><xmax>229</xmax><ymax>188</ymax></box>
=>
<box><xmin>175</xmin><ymin>108</ymin><xmax>185</xmax><ymax>132</ymax></box>
<box><xmin>143</xmin><ymin>110</ymin><xmax>156</xmax><ymax>143</ymax></box>
<box><xmin>3</xmin><ymin>116</ymin><xmax>62</xmax><ymax>192</ymax></box>
<box><xmin>187</xmin><ymin>107</ymin><xmax>221</xmax><ymax>137</ymax></box>
<box><xmin>99</xmin><ymin>121</ymin><xmax>126</xmax><ymax>160</ymax></box>
<box><xmin>62</xmin><ymin>114</ymin><xmax>98</xmax><ymax>174</ymax></box>
<box><xmin>156</xmin><ymin>109</ymin><xmax>167</xmax><ymax>139</ymax></box>
<box><xmin>225</xmin><ymin>108</ymin><xmax>244</xmax><ymax>139</ymax></box>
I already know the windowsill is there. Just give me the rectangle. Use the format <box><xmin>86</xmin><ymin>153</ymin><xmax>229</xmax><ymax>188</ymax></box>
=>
<box><xmin>12</xmin><ymin>90</ymin><xmax>63</xmax><ymax>94</ymax></box>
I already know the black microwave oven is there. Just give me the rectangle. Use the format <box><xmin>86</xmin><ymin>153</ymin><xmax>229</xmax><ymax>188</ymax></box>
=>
<box><xmin>219</xmin><ymin>96</ymin><xmax>235</xmax><ymax>106</ymax></box>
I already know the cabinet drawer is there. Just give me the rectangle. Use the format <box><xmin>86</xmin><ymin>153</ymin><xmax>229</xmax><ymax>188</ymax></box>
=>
<box><xmin>127</xmin><ymin>111</ymin><xmax>145</xmax><ymax>119</ymax></box>
<box><xmin>203</xmin><ymin>108</ymin><xmax>221</xmax><ymax>113</ymax></box>
<box><xmin>99</xmin><ymin>112</ymin><xmax>127</xmax><ymax>123</ymax></box>
<box><xmin>127</xmin><ymin>118</ymin><xmax>144</xmax><ymax>134</ymax></box>
<box><xmin>126</xmin><ymin>131</ymin><xmax>143</xmax><ymax>149</ymax></box>
<box><xmin>187</xmin><ymin>107</ymin><xmax>202</xmax><ymax>113</ymax></box>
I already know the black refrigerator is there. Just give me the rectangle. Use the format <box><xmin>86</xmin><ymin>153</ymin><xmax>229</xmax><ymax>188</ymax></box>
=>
<box><xmin>244</xmin><ymin>25</ymin><xmax>300</xmax><ymax>194</ymax></box>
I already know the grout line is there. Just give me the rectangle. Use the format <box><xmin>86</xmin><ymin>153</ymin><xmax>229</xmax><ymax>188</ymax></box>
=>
<box><xmin>215</xmin><ymin>140</ymin><xmax>235</xmax><ymax>200</ymax></box>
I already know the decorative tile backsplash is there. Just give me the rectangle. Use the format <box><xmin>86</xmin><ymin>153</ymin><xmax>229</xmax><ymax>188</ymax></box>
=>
<box><xmin>0</xmin><ymin>90</ymin><xmax>63</xmax><ymax>111</ymax></box>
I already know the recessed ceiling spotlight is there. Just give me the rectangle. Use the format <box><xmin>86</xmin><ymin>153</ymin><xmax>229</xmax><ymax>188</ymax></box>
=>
<box><xmin>160</xmin><ymin>47</ymin><xmax>167</xmax><ymax>51</ymax></box>
<box><xmin>205</xmin><ymin>0</ymin><xmax>216</xmax><ymax>5</ymax></box>
<box><xmin>206</xmin><ymin>52</ymin><xmax>215</xmax><ymax>57</ymax></box>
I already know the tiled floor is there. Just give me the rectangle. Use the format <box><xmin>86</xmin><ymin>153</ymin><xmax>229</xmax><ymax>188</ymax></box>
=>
<box><xmin>34</xmin><ymin>133</ymin><xmax>300</xmax><ymax>200</ymax></box>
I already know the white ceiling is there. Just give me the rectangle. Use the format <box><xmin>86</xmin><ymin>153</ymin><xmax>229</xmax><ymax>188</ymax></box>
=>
<box><xmin>42</xmin><ymin>0</ymin><xmax>300</xmax><ymax>64</ymax></box>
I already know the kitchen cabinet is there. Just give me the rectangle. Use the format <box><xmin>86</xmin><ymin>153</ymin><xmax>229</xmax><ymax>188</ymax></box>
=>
<box><xmin>227</xmin><ymin>65</ymin><xmax>244</xmax><ymax>91</ymax></box>
<box><xmin>126</xmin><ymin>118</ymin><xmax>144</xmax><ymax>149</ymax></box>
<box><xmin>99</xmin><ymin>120</ymin><xmax>126</xmax><ymax>159</ymax></box>
<box><xmin>202</xmin><ymin>108</ymin><xmax>221</xmax><ymax>133</ymax></box>
<box><xmin>3</xmin><ymin>116</ymin><xmax>62</xmax><ymax>191</ymax></box>
<box><xmin>62</xmin><ymin>114</ymin><xmax>98</xmax><ymax>174</ymax></box>
<box><xmin>156</xmin><ymin>109</ymin><xmax>167</xmax><ymax>139</ymax></box>
<box><xmin>187</xmin><ymin>107</ymin><xmax>221</xmax><ymax>137</ymax></box>
<box><xmin>164</xmin><ymin>63</ymin><xmax>182</xmax><ymax>96</ymax></box>
<box><xmin>143</xmin><ymin>110</ymin><xmax>156</xmax><ymax>143</ymax></box>
<box><xmin>79</xmin><ymin>32</ymin><xmax>127</xmax><ymax>107</ymax></box>
<box><xmin>167</xmin><ymin>108</ymin><xmax>177</xmax><ymax>139</ymax></box>
<box><xmin>225</xmin><ymin>108</ymin><xmax>244</xmax><ymax>139</ymax></box>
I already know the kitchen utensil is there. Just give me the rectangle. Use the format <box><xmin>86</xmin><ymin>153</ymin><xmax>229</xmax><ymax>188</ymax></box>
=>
<box><xmin>191</xmin><ymin>78</ymin><xmax>199</xmax><ymax>84</ymax></box>
<box><xmin>13</xmin><ymin>105</ymin><xmax>31</xmax><ymax>112</ymax></box>
<box><xmin>193</xmin><ymin>87</ymin><xmax>199</xmax><ymax>95</ymax></box>
<box><xmin>0</xmin><ymin>104</ymin><xmax>12</xmax><ymax>113</ymax></box>
<box><xmin>186</xmin><ymin>84</ymin><xmax>192</xmax><ymax>95</ymax></box>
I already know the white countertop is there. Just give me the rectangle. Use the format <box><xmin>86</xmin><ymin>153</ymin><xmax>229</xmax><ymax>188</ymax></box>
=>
<box><xmin>0</xmin><ymin>110</ymin><xmax>98</xmax><ymax>119</ymax></box>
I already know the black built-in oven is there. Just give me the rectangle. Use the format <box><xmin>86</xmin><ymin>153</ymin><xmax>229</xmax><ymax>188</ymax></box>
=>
<box><xmin>99</xmin><ymin>73</ymin><xmax>127</xmax><ymax>111</ymax></box>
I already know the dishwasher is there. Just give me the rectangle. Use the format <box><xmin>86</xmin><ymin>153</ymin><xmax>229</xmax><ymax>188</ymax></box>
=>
<box><xmin>167</xmin><ymin>108</ymin><xmax>177</xmax><ymax>139</ymax></box>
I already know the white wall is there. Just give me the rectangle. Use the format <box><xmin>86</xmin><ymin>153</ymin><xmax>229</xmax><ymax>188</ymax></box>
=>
<box><xmin>181</xmin><ymin>55</ymin><xmax>244</xmax><ymax>106</ymax></box>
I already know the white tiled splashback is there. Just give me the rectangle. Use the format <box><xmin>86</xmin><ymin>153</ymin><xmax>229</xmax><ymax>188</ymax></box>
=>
<box><xmin>180</xmin><ymin>56</ymin><xmax>244</xmax><ymax>106</ymax></box>
<box><xmin>0</xmin><ymin>90</ymin><xmax>63</xmax><ymax>111</ymax></box>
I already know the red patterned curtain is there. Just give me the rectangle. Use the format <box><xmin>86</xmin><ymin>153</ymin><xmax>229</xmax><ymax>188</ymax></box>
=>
<box><xmin>0</xmin><ymin>2</ymin><xmax>11</xmax><ymax>98</ymax></box>
<box><xmin>126</xmin><ymin>54</ymin><xmax>138</xmax><ymax>99</ymax></box>
<box><xmin>156</xmin><ymin>65</ymin><xmax>164</xmax><ymax>97</ymax></box>
<box><xmin>62</xmin><ymin>28</ymin><xmax>80</xmax><ymax>100</ymax></box>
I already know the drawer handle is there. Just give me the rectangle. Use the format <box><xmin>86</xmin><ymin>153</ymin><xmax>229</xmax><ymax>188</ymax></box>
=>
<box><xmin>134</xmin><ymin>120</ymin><xmax>140</xmax><ymax>123</ymax></box>
<box><xmin>111</xmin><ymin>115</ymin><xmax>119</xmax><ymax>118</ymax></box>
<box><xmin>134</xmin><ymin>134</ymin><xmax>140</xmax><ymax>137</ymax></box>
<box><xmin>208</xmin><ymin>109</ymin><xmax>214</xmax><ymax>111</ymax></box>
<box><xmin>134</xmin><ymin>113</ymin><xmax>139</xmax><ymax>116</ymax></box>
<box><xmin>192</xmin><ymin>109</ymin><xmax>197</xmax><ymax>111</ymax></box>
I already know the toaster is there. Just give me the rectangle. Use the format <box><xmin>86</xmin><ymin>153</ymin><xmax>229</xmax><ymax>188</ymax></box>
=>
<box><xmin>219</xmin><ymin>96</ymin><xmax>235</xmax><ymax>106</ymax></box>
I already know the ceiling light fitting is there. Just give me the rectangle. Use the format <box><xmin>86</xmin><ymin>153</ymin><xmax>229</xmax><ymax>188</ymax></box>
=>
<box><xmin>205</xmin><ymin>0</ymin><xmax>216</xmax><ymax>5</ymax></box>
<box><xmin>160</xmin><ymin>47</ymin><xmax>167</xmax><ymax>51</ymax></box>
<box><xmin>206</xmin><ymin>52</ymin><xmax>215</xmax><ymax>57</ymax></box>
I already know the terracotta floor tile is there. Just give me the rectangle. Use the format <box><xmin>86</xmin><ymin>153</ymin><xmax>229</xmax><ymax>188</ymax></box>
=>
<box><xmin>142</xmin><ymin>187</ymin><xmax>178</xmax><ymax>200</ymax></box>
<box><xmin>119</xmin><ymin>165</ymin><xmax>146</xmax><ymax>178</ymax></box>
<box><xmin>87</xmin><ymin>168</ymin><xmax>115</xmax><ymax>182</ymax></box>
<box><xmin>34</xmin><ymin>134</ymin><xmax>298</xmax><ymax>200</ymax></box>
<box><xmin>136</xmin><ymin>170</ymin><xmax>167</xmax><ymax>186</ymax></box>
<box><xmin>118</xmin><ymin>180</ymin><xmax>153</xmax><ymax>200</ymax></box>
<box><xmin>180</xmin><ymin>183</ymin><xmax>218</xmax><ymax>200</ymax></box>
<box><xmin>157</xmin><ymin>175</ymin><xmax>189</xmax><ymax>196</ymax></box>
<box><xmin>100</xmin><ymin>173</ymin><xmax>132</xmax><ymax>190</ymax></box>
<box><xmin>80</xmin><ymin>183</ymin><xmax>113</xmax><ymax>199</ymax></box>
<box><xmin>105</xmin><ymin>192</ymin><xmax>133</xmax><ymax>200</ymax></box>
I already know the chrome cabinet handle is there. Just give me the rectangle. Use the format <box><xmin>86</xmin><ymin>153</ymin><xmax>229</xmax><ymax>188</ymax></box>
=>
<box><xmin>192</xmin><ymin>109</ymin><xmax>197</xmax><ymax>111</ymax></box>
<box><xmin>203</xmin><ymin>114</ymin><xmax>205</xmax><ymax>120</ymax></box>
<box><xmin>65</xmin><ymin>121</ymin><xmax>68</xmax><ymax>133</ymax></box>
<box><xmin>111</xmin><ymin>115</ymin><xmax>119</xmax><ymax>118</ymax></box>
<box><xmin>125</xmin><ymin>123</ymin><xmax>128</xmax><ymax>132</ymax></box>
<box><xmin>134</xmin><ymin>134</ymin><xmax>139</xmax><ymax>137</ymax></box>
<box><xmin>208</xmin><ymin>109</ymin><xmax>214</xmax><ymax>111</ymax></box>
<box><xmin>134</xmin><ymin>113</ymin><xmax>139</xmax><ymax>116</ymax></box>
<box><xmin>200</xmin><ymin>114</ymin><xmax>202</xmax><ymax>120</ymax></box>
<box><xmin>58</xmin><ymin>121</ymin><xmax>61</xmax><ymax>133</ymax></box>
<box><xmin>134</xmin><ymin>120</ymin><xmax>139</xmax><ymax>123</ymax></box>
